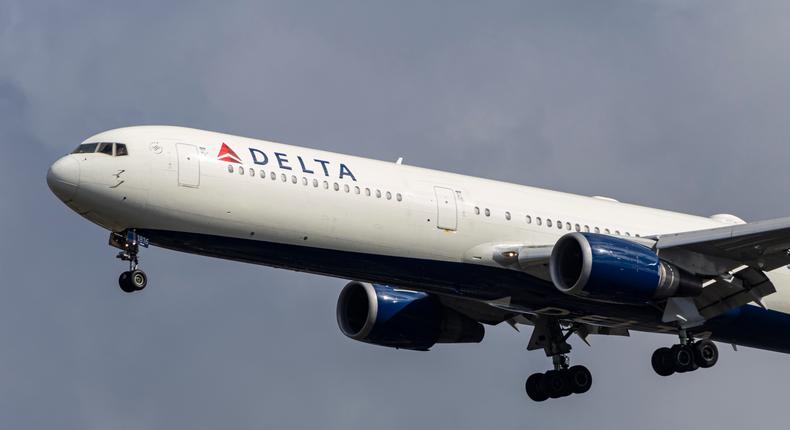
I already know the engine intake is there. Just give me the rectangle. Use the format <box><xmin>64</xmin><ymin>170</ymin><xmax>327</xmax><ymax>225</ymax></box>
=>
<box><xmin>336</xmin><ymin>282</ymin><xmax>484</xmax><ymax>350</ymax></box>
<box><xmin>550</xmin><ymin>233</ymin><xmax>701</xmax><ymax>303</ymax></box>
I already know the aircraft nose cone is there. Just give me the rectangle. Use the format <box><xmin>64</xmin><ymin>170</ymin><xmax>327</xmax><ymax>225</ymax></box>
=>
<box><xmin>47</xmin><ymin>156</ymin><xmax>80</xmax><ymax>202</ymax></box>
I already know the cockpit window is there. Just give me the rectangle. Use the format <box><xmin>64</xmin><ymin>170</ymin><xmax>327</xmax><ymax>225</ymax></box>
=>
<box><xmin>97</xmin><ymin>142</ymin><xmax>113</xmax><ymax>155</ymax></box>
<box><xmin>71</xmin><ymin>142</ymin><xmax>130</xmax><ymax>156</ymax></box>
<box><xmin>73</xmin><ymin>143</ymin><xmax>98</xmax><ymax>154</ymax></box>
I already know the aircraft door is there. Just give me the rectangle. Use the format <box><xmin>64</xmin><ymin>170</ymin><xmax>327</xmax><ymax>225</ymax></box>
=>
<box><xmin>434</xmin><ymin>186</ymin><xmax>457</xmax><ymax>231</ymax></box>
<box><xmin>176</xmin><ymin>143</ymin><xmax>200</xmax><ymax>187</ymax></box>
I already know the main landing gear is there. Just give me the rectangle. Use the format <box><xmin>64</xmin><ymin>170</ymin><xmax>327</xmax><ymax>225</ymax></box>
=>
<box><xmin>525</xmin><ymin>317</ymin><xmax>592</xmax><ymax>402</ymax></box>
<box><xmin>651</xmin><ymin>331</ymin><xmax>719</xmax><ymax>377</ymax></box>
<box><xmin>110</xmin><ymin>230</ymin><xmax>148</xmax><ymax>293</ymax></box>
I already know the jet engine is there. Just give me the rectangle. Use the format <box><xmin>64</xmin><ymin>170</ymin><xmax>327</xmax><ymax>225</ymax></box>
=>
<box><xmin>336</xmin><ymin>282</ymin><xmax>484</xmax><ymax>351</ymax></box>
<box><xmin>550</xmin><ymin>233</ymin><xmax>702</xmax><ymax>303</ymax></box>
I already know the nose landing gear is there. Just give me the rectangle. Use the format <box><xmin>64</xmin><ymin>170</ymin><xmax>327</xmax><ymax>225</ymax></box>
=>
<box><xmin>110</xmin><ymin>230</ymin><xmax>148</xmax><ymax>293</ymax></box>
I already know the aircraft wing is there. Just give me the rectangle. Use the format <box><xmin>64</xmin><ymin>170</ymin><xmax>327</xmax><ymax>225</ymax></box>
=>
<box><xmin>655</xmin><ymin>216</ymin><xmax>790</xmax><ymax>274</ymax></box>
<box><xmin>653</xmin><ymin>217</ymin><xmax>790</xmax><ymax>320</ymax></box>
<box><xmin>467</xmin><ymin>217</ymin><xmax>790</xmax><ymax>325</ymax></box>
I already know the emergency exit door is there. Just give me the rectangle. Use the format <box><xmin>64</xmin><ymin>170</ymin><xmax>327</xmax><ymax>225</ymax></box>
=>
<box><xmin>176</xmin><ymin>143</ymin><xmax>200</xmax><ymax>187</ymax></box>
<box><xmin>434</xmin><ymin>186</ymin><xmax>457</xmax><ymax>231</ymax></box>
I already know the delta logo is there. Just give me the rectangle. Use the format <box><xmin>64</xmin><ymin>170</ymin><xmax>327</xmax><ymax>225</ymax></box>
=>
<box><xmin>217</xmin><ymin>143</ymin><xmax>242</xmax><ymax>163</ymax></box>
<box><xmin>217</xmin><ymin>142</ymin><xmax>358</xmax><ymax>181</ymax></box>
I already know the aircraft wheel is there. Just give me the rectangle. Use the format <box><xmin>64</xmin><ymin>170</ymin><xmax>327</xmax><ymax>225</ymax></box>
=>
<box><xmin>693</xmin><ymin>340</ymin><xmax>719</xmax><ymax>368</ymax></box>
<box><xmin>541</xmin><ymin>370</ymin><xmax>570</xmax><ymax>399</ymax></box>
<box><xmin>129</xmin><ymin>269</ymin><xmax>147</xmax><ymax>291</ymax></box>
<box><xmin>119</xmin><ymin>271</ymin><xmax>136</xmax><ymax>293</ymax></box>
<box><xmin>651</xmin><ymin>347</ymin><xmax>675</xmax><ymax>376</ymax></box>
<box><xmin>670</xmin><ymin>345</ymin><xmax>695</xmax><ymax>373</ymax></box>
<box><xmin>525</xmin><ymin>373</ymin><xmax>548</xmax><ymax>402</ymax></box>
<box><xmin>567</xmin><ymin>365</ymin><xmax>592</xmax><ymax>394</ymax></box>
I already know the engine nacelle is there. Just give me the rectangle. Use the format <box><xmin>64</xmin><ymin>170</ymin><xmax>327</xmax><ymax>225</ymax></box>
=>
<box><xmin>550</xmin><ymin>233</ymin><xmax>702</xmax><ymax>303</ymax></box>
<box><xmin>336</xmin><ymin>282</ymin><xmax>484</xmax><ymax>351</ymax></box>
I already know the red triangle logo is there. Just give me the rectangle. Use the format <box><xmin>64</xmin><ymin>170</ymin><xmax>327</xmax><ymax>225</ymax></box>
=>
<box><xmin>217</xmin><ymin>143</ymin><xmax>242</xmax><ymax>163</ymax></box>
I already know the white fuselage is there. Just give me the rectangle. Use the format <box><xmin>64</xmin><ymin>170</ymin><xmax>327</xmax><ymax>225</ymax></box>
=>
<box><xmin>48</xmin><ymin>126</ymin><xmax>790</xmax><ymax>314</ymax></box>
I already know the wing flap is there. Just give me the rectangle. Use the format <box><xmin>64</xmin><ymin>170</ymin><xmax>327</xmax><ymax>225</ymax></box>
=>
<box><xmin>694</xmin><ymin>267</ymin><xmax>775</xmax><ymax>319</ymax></box>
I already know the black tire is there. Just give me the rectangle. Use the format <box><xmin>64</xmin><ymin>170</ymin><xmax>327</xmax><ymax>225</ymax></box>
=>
<box><xmin>670</xmin><ymin>345</ymin><xmax>695</xmax><ymax>373</ymax></box>
<box><xmin>693</xmin><ymin>340</ymin><xmax>719</xmax><ymax>368</ymax></box>
<box><xmin>567</xmin><ymin>365</ymin><xmax>592</xmax><ymax>394</ymax></box>
<box><xmin>651</xmin><ymin>347</ymin><xmax>674</xmax><ymax>376</ymax></box>
<box><xmin>541</xmin><ymin>370</ymin><xmax>570</xmax><ymax>399</ymax></box>
<box><xmin>130</xmin><ymin>269</ymin><xmax>147</xmax><ymax>291</ymax></box>
<box><xmin>525</xmin><ymin>373</ymin><xmax>548</xmax><ymax>402</ymax></box>
<box><xmin>118</xmin><ymin>271</ymin><xmax>136</xmax><ymax>293</ymax></box>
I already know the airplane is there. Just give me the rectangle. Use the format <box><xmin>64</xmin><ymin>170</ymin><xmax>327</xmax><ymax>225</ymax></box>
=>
<box><xmin>46</xmin><ymin>125</ymin><xmax>790</xmax><ymax>402</ymax></box>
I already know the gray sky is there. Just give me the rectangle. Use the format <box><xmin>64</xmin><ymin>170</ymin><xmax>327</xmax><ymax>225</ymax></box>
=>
<box><xmin>3</xmin><ymin>1</ymin><xmax>790</xmax><ymax>428</ymax></box>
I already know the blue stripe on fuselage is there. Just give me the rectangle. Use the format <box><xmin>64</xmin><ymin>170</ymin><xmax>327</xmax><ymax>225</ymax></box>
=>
<box><xmin>137</xmin><ymin>229</ymin><xmax>790</xmax><ymax>354</ymax></box>
<box><xmin>704</xmin><ymin>305</ymin><xmax>790</xmax><ymax>353</ymax></box>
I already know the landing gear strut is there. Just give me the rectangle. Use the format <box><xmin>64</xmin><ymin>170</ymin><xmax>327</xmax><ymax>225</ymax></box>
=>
<box><xmin>651</xmin><ymin>331</ymin><xmax>718</xmax><ymax>377</ymax></box>
<box><xmin>110</xmin><ymin>230</ymin><xmax>148</xmax><ymax>293</ymax></box>
<box><xmin>524</xmin><ymin>317</ymin><xmax>592</xmax><ymax>402</ymax></box>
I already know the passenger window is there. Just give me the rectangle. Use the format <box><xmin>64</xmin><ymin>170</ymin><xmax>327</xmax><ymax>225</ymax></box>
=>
<box><xmin>594</xmin><ymin>227</ymin><xmax>600</xmax><ymax>233</ymax></box>
<box><xmin>291</xmin><ymin>175</ymin><xmax>297</xmax><ymax>184</ymax></box>
<box><xmin>260</xmin><ymin>170</ymin><xmax>266</xmax><ymax>178</ymax></box>
<box><xmin>239</xmin><ymin>167</ymin><xmax>245</xmax><ymax>175</ymax></box>
<box><xmin>72</xmin><ymin>143</ymin><xmax>98</xmax><ymax>154</ymax></box>
<box><xmin>625</xmin><ymin>232</ymin><xmax>631</xmax><ymax>237</ymax></box>
<box><xmin>344</xmin><ymin>184</ymin><xmax>350</xmax><ymax>193</ymax></box>
<box><xmin>547</xmin><ymin>219</ymin><xmax>553</xmax><ymax>227</ymax></box>
<box><xmin>333</xmin><ymin>182</ymin><xmax>340</xmax><ymax>191</ymax></box>
<box><xmin>396</xmin><ymin>193</ymin><xmax>402</xmax><ymax>201</ymax></box>
<box><xmin>536</xmin><ymin>217</ymin><xmax>542</xmax><ymax>226</ymax></box>
<box><xmin>324</xmin><ymin>181</ymin><xmax>329</xmax><ymax>189</ymax></box>
<box><xmin>526</xmin><ymin>215</ymin><xmax>532</xmax><ymax>224</ymax></box>
<box><xmin>575</xmin><ymin>223</ymin><xmax>580</xmax><ymax>232</ymax></box>
<box><xmin>484</xmin><ymin>208</ymin><xmax>490</xmax><ymax>217</ymax></box>
<box><xmin>505</xmin><ymin>211</ymin><xmax>511</xmax><ymax>220</ymax></box>
<box><xmin>313</xmin><ymin>179</ymin><xmax>319</xmax><ymax>187</ymax></box>
<box><xmin>115</xmin><ymin>143</ymin><xmax>128</xmax><ymax>156</ymax></box>
<box><xmin>566</xmin><ymin>222</ymin><xmax>572</xmax><ymax>231</ymax></box>
<box><xmin>228</xmin><ymin>165</ymin><xmax>234</xmax><ymax>173</ymax></box>
<box><xmin>386</xmin><ymin>191</ymin><xmax>392</xmax><ymax>200</ymax></box>
<box><xmin>355</xmin><ymin>186</ymin><xmax>361</xmax><ymax>194</ymax></box>
<box><xmin>270</xmin><ymin>172</ymin><xmax>276</xmax><ymax>180</ymax></box>
<box><xmin>250</xmin><ymin>168</ymin><xmax>256</xmax><ymax>177</ymax></box>
<box><xmin>302</xmin><ymin>177</ymin><xmax>308</xmax><ymax>185</ymax></box>
<box><xmin>281</xmin><ymin>173</ymin><xmax>287</xmax><ymax>182</ymax></box>
<box><xmin>97</xmin><ymin>142</ymin><xmax>113</xmax><ymax>155</ymax></box>
<box><xmin>615</xmin><ymin>230</ymin><xmax>621</xmax><ymax>235</ymax></box>
<box><xmin>605</xmin><ymin>228</ymin><xmax>611</xmax><ymax>234</ymax></box>
<box><xmin>375</xmin><ymin>189</ymin><xmax>382</xmax><ymax>198</ymax></box>
<box><xmin>474</xmin><ymin>207</ymin><xmax>480</xmax><ymax>215</ymax></box>
<box><xmin>584</xmin><ymin>225</ymin><xmax>590</xmax><ymax>233</ymax></box>
<box><xmin>365</xmin><ymin>188</ymin><xmax>371</xmax><ymax>196</ymax></box>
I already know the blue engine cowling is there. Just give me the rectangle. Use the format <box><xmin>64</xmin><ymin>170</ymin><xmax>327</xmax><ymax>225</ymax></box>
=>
<box><xmin>336</xmin><ymin>282</ymin><xmax>485</xmax><ymax>351</ymax></box>
<box><xmin>549</xmin><ymin>233</ymin><xmax>701</xmax><ymax>303</ymax></box>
